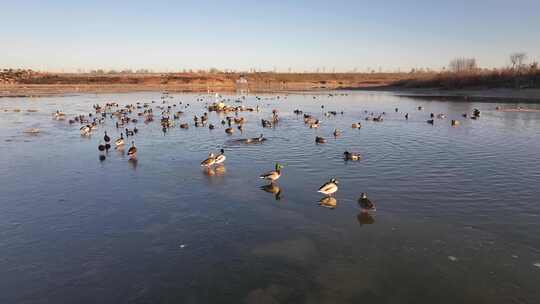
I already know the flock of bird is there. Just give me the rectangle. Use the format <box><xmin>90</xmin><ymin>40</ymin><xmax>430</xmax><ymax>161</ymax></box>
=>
<box><xmin>50</xmin><ymin>92</ymin><xmax>483</xmax><ymax>213</ymax></box>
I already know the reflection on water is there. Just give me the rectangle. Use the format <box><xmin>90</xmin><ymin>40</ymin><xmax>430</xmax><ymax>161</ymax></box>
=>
<box><xmin>318</xmin><ymin>196</ymin><xmax>337</xmax><ymax>209</ymax></box>
<box><xmin>1</xmin><ymin>91</ymin><xmax>540</xmax><ymax>304</ymax></box>
<box><xmin>260</xmin><ymin>183</ymin><xmax>282</xmax><ymax>200</ymax></box>
<box><xmin>128</xmin><ymin>158</ymin><xmax>138</xmax><ymax>170</ymax></box>
<box><xmin>357</xmin><ymin>212</ymin><xmax>375</xmax><ymax>226</ymax></box>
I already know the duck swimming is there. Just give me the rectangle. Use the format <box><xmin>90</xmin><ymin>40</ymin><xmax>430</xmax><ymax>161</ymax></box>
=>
<box><xmin>343</xmin><ymin>151</ymin><xmax>361</xmax><ymax>161</ymax></box>
<box><xmin>259</xmin><ymin>163</ymin><xmax>283</xmax><ymax>182</ymax></box>
<box><xmin>80</xmin><ymin>125</ymin><xmax>91</xmax><ymax>136</ymax></box>
<box><xmin>358</xmin><ymin>192</ymin><xmax>376</xmax><ymax>212</ymax></box>
<box><xmin>315</xmin><ymin>136</ymin><xmax>327</xmax><ymax>144</ymax></box>
<box><xmin>318</xmin><ymin>178</ymin><xmax>338</xmax><ymax>196</ymax></box>
<box><xmin>115</xmin><ymin>133</ymin><xmax>125</xmax><ymax>149</ymax></box>
<box><xmin>214</xmin><ymin>149</ymin><xmax>226</xmax><ymax>165</ymax></box>
<box><xmin>127</xmin><ymin>141</ymin><xmax>137</xmax><ymax>159</ymax></box>
<box><xmin>200</xmin><ymin>153</ymin><xmax>216</xmax><ymax>167</ymax></box>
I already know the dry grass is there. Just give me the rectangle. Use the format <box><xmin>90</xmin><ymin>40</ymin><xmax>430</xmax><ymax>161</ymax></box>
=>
<box><xmin>392</xmin><ymin>67</ymin><xmax>540</xmax><ymax>89</ymax></box>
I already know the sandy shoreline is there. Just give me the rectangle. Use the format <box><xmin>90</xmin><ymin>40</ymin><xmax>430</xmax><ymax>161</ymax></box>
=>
<box><xmin>2</xmin><ymin>84</ymin><xmax>540</xmax><ymax>103</ymax></box>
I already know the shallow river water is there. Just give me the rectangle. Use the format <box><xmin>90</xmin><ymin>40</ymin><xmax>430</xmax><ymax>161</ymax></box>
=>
<box><xmin>1</xmin><ymin>91</ymin><xmax>540</xmax><ymax>303</ymax></box>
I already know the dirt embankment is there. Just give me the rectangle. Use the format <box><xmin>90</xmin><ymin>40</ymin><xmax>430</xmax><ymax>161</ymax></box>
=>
<box><xmin>0</xmin><ymin>70</ymin><xmax>407</xmax><ymax>97</ymax></box>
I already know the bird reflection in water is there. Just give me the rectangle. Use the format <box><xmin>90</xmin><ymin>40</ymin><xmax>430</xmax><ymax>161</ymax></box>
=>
<box><xmin>318</xmin><ymin>196</ymin><xmax>337</xmax><ymax>209</ymax></box>
<box><xmin>128</xmin><ymin>158</ymin><xmax>138</xmax><ymax>170</ymax></box>
<box><xmin>202</xmin><ymin>165</ymin><xmax>227</xmax><ymax>179</ymax></box>
<box><xmin>260</xmin><ymin>183</ymin><xmax>282</xmax><ymax>200</ymax></box>
<box><xmin>357</xmin><ymin>212</ymin><xmax>375</xmax><ymax>226</ymax></box>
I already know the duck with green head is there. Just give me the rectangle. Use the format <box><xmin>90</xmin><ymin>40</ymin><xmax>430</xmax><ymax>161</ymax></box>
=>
<box><xmin>259</xmin><ymin>163</ymin><xmax>284</xmax><ymax>182</ymax></box>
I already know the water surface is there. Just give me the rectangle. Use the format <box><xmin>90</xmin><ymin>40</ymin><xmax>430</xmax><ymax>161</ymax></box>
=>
<box><xmin>1</xmin><ymin>91</ymin><xmax>540</xmax><ymax>303</ymax></box>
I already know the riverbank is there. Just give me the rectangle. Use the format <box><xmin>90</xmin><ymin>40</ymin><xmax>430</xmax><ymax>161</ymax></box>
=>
<box><xmin>0</xmin><ymin>71</ymin><xmax>406</xmax><ymax>98</ymax></box>
<box><xmin>354</xmin><ymin>86</ymin><xmax>540</xmax><ymax>103</ymax></box>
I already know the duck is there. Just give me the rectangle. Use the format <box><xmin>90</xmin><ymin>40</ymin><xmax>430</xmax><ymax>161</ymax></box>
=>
<box><xmin>115</xmin><ymin>133</ymin><xmax>125</xmax><ymax>148</ymax></box>
<box><xmin>200</xmin><ymin>153</ymin><xmax>216</xmax><ymax>167</ymax></box>
<box><xmin>259</xmin><ymin>163</ymin><xmax>284</xmax><ymax>182</ymax></box>
<box><xmin>318</xmin><ymin>178</ymin><xmax>338</xmax><ymax>196</ymax></box>
<box><xmin>80</xmin><ymin>125</ymin><xmax>91</xmax><ymax>136</ymax></box>
<box><xmin>318</xmin><ymin>196</ymin><xmax>337</xmax><ymax>209</ymax></box>
<box><xmin>103</xmin><ymin>131</ymin><xmax>110</xmax><ymax>143</ymax></box>
<box><xmin>214</xmin><ymin>149</ymin><xmax>226</xmax><ymax>165</ymax></box>
<box><xmin>405</xmin><ymin>113</ymin><xmax>409</xmax><ymax>120</ymax></box>
<box><xmin>261</xmin><ymin>119</ymin><xmax>272</xmax><ymax>128</ymax></box>
<box><xmin>127</xmin><ymin>141</ymin><xmax>137</xmax><ymax>159</ymax></box>
<box><xmin>343</xmin><ymin>151</ymin><xmax>361</xmax><ymax>161</ymax></box>
<box><xmin>315</xmin><ymin>136</ymin><xmax>327</xmax><ymax>144</ymax></box>
<box><xmin>358</xmin><ymin>193</ymin><xmax>376</xmax><ymax>212</ymax></box>
<box><xmin>351</xmin><ymin>123</ymin><xmax>359</xmax><ymax>129</ymax></box>
<box><xmin>427</xmin><ymin>119</ymin><xmax>434</xmax><ymax>124</ymax></box>
<box><xmin>333</xmin><ymin>128</ymin><xmax>341</xmax><ymax>137</ymax></box>
<box><xmin>451</xmin><ymin>120</ymin><xmax>460</xmax><ymax>126</ymax></box>
<box><xmin>98</xmin><ymin>142</ymin><xmax>106</xmax><ymax>151</ymax></box>
<box><xmin>225</xmin><ymin>127</ymin><xmax>234</xmax><ymax>134</ymax></box>
<box><xmin>180</xmin><ymin>123</ymin><xmax>189</xmax><ymax>129</ymax></box>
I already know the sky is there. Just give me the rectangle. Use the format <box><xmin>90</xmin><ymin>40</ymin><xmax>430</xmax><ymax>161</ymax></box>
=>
<box><xmin>1</xmin><ymin>0</ymin><xmax>539</xmax><ymax>72</ymax></box>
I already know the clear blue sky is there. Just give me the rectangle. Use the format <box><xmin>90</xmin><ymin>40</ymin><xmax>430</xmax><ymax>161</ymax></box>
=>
<box><xmin>1</xmin><ymin>0</ymin><xmax>539</xmax><ymax>72</ymax></box>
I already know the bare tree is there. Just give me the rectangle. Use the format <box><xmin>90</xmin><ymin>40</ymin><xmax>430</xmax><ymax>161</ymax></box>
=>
<box><xmin>510</xmin><ymin>52</ymin><xmax>527</xmax><ymax>70</ymax></box>
<box><xmin>449</xmin><ymin>58</ymin><xmax>477</xmax><ymax>73</ymax></box>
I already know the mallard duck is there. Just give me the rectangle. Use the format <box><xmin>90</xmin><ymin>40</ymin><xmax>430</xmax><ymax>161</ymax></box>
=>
<box><xmin>127</xmin><ymin>141</ymin><xmax>137</xmax><ymax>159</ymax></box>
<box><xmin>315</xmin><ymin>136</ymin><xmax>326</xmax><ymax>144</ymax></box>
<box><xmin>318</xmin><ymin>178</ymin><xmax>338</xmax><ymax>196</ymax></box>
<box><xmin>451</xmin><ymin>120</ymin><xmax>460</xmax><ymax>126</ymax></box>
<box><xmin>200</xmin><ymin>153</ymin><xmax>216</xmax><ymax>167</ymax></box>
<box><xmin>427</xmin><ymin>119</ymin><xmax>434</xmax><ymax>124</ymax></box>
<box><xmin>343</xmin><ymin>151</ymin><xmax>361</xmax><ymax>161</ymax></box>
<box><xmin>318</xmin><ymin>196</ymin><xmax>337</xmax><ymax>209</ymax></box>
<box><xmin>333</xmin><ymin>128</ymin><xmax>341</xmax><ymax>137</ymax></box>
<box><xmin>180</xmin><ymin>123</ymin><xmax>189</xmax><ymax>129</ymax></box>
<box><xmin>351</xmin><ymin>123</ymin><xmax>359</xmax><ymax>129</ymax></box>
<box><xmin>215</xmin><ymin>149</ymin><xmax>226</xmax><ymax>164</ymax></box>
<box><xmin>225</xmin><ymin>127</ymin><xmax>234</xmax><ymax>134</ymax></box>
<box><xmin>259</xmin><ymin>163</ymin><xmax>283</xmax><ymax>182</ymax></box>
<box><xmin>115</xmin><ymin>133</ymin><xmax>125</xmax><ymax>148</ymax></box>
<box><xmin>358</xmin><ymin>192</ymin><xmax>376</xmax><ymax>212</ymax></box>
